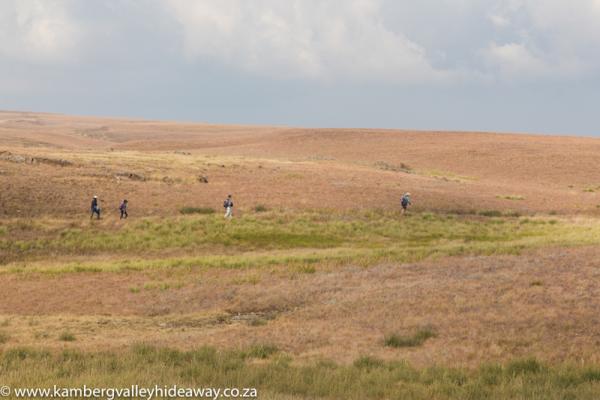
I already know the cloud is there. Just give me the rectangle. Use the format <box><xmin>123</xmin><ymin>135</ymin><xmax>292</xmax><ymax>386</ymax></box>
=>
<box><xmin>0</xmin><ymin>0</ymin><xmax>81</xmax><ymax>63</ymax></box>
<box><xmin>164</xmin><ymin>0</ymin><xmax>450</xmax><ymax>83</ymax></box>
<box><xmin>484</xmin><ymin>42</ymin><xmax>548</xmax><ymax>77</ymax></box>
<box><xmin>481</xmin><ymin>0</ymin><xmax>600</xmax><ymax>80</ymax></box>
<box><xmin>1</xmin><ymin>0</ymin><xmax>600</xmax><ymax>85</ymax></box>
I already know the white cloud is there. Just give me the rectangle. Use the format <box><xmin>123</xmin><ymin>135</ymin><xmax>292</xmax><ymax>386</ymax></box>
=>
<box><xmin>0</xmin><ymin>0</ymin><xmax>81</xmax><ymax>63</ymax></box>
<box><xmin>164</xmin><ymin>0</ymin><xmax>449</xmax><ymax>83</ymax></box>
<box><xmin>1</xmin><ymin>0</ymin><xmax>600</xmax><ymax>84</ymax></box>
<box><xmin>481</xmin><ymin>0</ymin><xmax>600</xmax><ymax>79</ymax></box>
<box><xmin>484</xmin><ymin>42</ymin><xmax>549</xmax><ymax>77</ymax></box>
<box><xmin>488</xmin><ymin>14</ymin><xmax>510</xmax><ymax>28</ymax></box>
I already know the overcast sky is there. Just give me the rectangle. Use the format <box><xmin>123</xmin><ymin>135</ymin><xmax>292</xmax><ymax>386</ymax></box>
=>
<box><xmin>1</xmin><ymin>0</ymin><xmax>599</xmax><ymax>136</ymax></box>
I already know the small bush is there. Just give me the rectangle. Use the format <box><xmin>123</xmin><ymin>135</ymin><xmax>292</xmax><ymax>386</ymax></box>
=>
<box><xmin>479</xmin><ymin>210</ymin><xmax>502</xmax><ymax>217</ymax></box>
<box><xmin>0</xmin><ymin>331</ymin><xmax>9</xmax><ymax>344</ymax></box>
<box><xmin>58</xmin><ymin>332</ymin><xmax>76</xmax><ymax>342</ymax></box>
<box><xmin>254</xmin><ymin>204</ymin><xmax>268</xmax><ymax>213</ymax></box>
<box><xmin>179</xmin><ymin>207</ymin><xmax>215</xmax><ymax>215</ymax></box>
<box><xmin>529</xmin><ymin>280</ymin><xmax>543</xmax><ymax>287</ymax></box>
<box><xmin>385</xmin><ymin>327</ymin><xmax>437</xmax><ymax>348</ymax></box>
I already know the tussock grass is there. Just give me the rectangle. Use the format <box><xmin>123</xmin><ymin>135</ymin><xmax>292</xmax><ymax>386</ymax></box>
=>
<box><xmin>179</xmin><ymin>207</ymin><xmax>215</xmax><ymax>215</ymax></box>
<box><xmin>3</xmin><ymin>346</ymin><xmax>600</xmax><ymax>399</ymax></box>
<box><xmin>384</xmin><ymin>327</ymin><xmax>437</xmax><ymax>348</ymax></box>
<box><xmin>58</xmin><ymin>332</ymin><xmax>76</xmax><ymax>342</ymax></box>
<box><xmin>254</xmin><ymin>204</ymin><xmax>268</xmax><ymax>212</ymax></box>
<box><xmin>242</xmin><ymin>344</ymin><xmax>279</xmax><ymax>359</ymax></box>
<box><xmin>478</xmin><ymin>210</ymin><xmax>503</xmax><ymax>217</ymax></box>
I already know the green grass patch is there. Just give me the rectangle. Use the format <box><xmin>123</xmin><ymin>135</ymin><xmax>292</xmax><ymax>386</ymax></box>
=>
<box><xmin>3</xmin><ymin>347</ymin><xmax>600</xmax><ymax>399</ymax></box>
<box><xmin>179</xmin><ymin>207</ymin><xmax>215</xmax><ymax>215</ymax></box>
<box><xmin>241</xmin><ymin>344</ymin><xmax>279</xmax><ymax>359</ymax></box>
<box><xmin>3</xmin><ymin>211</ymin><xmax>600</xmax><ymax>272</ymax></box>
<box><xmin>384</xmin><ymin>327</ymin><xmax>437</xmax><ymax>348</ymax></box>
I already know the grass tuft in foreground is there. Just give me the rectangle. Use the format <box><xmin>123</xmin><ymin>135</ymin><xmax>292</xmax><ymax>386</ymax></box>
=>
<box><xmin>3</xmin><ymin>346</ymin><xmax>600</xmax><ymax>399</ymax></box>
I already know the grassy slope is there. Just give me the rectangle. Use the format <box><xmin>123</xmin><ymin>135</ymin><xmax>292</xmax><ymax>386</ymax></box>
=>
<box><xmin>3</xmin><ymin>346</ymin><xmax>600</xmax><ymax>400</ymax></box>
<box><xmin>3</xmin><ymin>212</ymin><xmax>600</xmax><ymax>397</ymax></box>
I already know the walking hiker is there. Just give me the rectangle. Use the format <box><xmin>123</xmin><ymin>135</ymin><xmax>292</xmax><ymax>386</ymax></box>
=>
<box><xmin>119</xmin><ymin>199</ymin><xmax>129</xmax><ymax>219</ymax></box>
<box><xmin>90</xmin><ymin>195</ymin><xmax>101</xmax><ymax>219</ymax></box>
<box><xmin>401</xmin><ymin>192</ymin><xmax>412</xmax><ymax>215</ymax></box>
<box><xmin>223</xmin><ymin>194</ymin><xmax>234</xmax><ymax>219</ymax></box>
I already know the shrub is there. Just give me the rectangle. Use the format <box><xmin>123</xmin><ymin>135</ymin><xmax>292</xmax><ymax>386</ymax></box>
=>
<box><xmin>59</xmin><ymin>332</ymin><xmax>76</xmax><ymax>342</ymax></box>
<box><xmin>0</xmin><ymin>331</ymin><xmax>9</xmax><ymax>344</ymax></box>
<box><xmin>384</xmin><ymin>327</ymin><xmax>437</xmax><ymax>348</ymax></box>
<box><xmin>254</xmin><ymin>204</ymin><xmax>268</xmax><ymax>212</ymax></box>
<box><xmin>179</xmin><ymin>207</ymin><xmax>215</xmax><ymax>215</ymax></box>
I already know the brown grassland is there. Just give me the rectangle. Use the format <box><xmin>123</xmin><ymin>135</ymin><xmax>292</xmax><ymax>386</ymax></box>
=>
<box><xmin>2</xmin><ymin>110</ymin><xmax>600</xmax><ymax>398</ymax></box>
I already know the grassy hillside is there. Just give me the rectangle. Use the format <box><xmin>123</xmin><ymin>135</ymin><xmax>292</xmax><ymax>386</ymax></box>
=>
<box><xmin>2</xmin><ymin>210</ymin><xmax>600</xmax><ymax>271</ymax></box>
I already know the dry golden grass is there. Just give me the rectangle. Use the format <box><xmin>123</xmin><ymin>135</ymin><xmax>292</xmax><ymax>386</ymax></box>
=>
<box><xmin>3</xmin><ymin>110</ymin><xmax>600</xmax><ymax>218</ymax></box>
<box><xmin>2</xmin><ymin>246</ymin><xmax>600</xmax><ymax>368</ymax></box>
<box><xmin>4</xmin><ymin>111</ymin><xmax>600</xmax><ymax>398</ymax></box>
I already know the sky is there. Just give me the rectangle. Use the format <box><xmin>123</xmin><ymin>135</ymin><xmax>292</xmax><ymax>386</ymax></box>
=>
<box><xmin>1</xmin><ymin>0</ymin><xmax>600</xmax><ymax>136</ymax></box>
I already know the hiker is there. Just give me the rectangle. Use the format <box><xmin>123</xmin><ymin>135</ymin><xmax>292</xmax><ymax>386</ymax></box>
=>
<box><xmin>401</xmin><ymin>192</ymin><xmax>412</xmax><ymax>215</ymax></box>
<box><xmin>223</xmin><ymin>194</ymin><xmax>234</xmax><ymax>219</ymax></box>
<box><xmin>90</xmin><ymin>195</ymin><xmax>101</xmax><ymax>219</ymax></box>
<box><xmin>119</xmin><ymin>199</ymin><xmax>129</xmax><ymax>219</ymax></box>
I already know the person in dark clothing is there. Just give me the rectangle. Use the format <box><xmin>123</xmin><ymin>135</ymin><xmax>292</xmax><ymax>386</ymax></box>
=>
<box><xmin>90</xmin><ymin>196</ymin><xmax>101</xmax><ymax>219</ymax></box>
<box><xmin>224</xmin><ymin>194</ymin><xmax>234</xmax><ymax>219</ymax></box>
<box><xmin>401</xmin><ymin>192</ymin><xmax>412</xmax><ymax>215</ymax></box>
<box><xmin>119</xmin><ymin>199</ymin><xmax>128</xmax><ymax>219</ymax></box>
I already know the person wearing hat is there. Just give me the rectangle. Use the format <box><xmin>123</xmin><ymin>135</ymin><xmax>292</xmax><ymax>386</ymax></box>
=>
<box><xmin>401</xmin><ymin>192</ymin><xmax>412</xmax><ymax>215</ymax></box>
<box><xmin>90</xmin><ymin>195</ymin><xmax>101</xmax><ymax>219</ymax></box>
<box><xmin>223</xmin><ymin>194</ymin><xmax>234</xmax><ymax>219</ymax></box>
